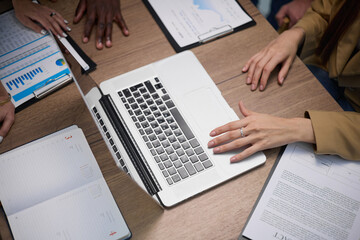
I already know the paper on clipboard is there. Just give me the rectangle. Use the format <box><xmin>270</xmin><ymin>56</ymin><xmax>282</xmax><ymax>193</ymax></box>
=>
<box><xmin>0</xmin><ymin>10</ymin><xmax>73</xmax><ymax>108</ymax></box>
<box><xmin>145</xmin><ymin>0</ymin><xmax>254</xmax><ymax>51</ymax></box>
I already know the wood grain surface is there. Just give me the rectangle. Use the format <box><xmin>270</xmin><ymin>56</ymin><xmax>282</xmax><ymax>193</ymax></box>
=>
<box><xmin>0</xmin><ymin>0</ymin><xmax>341</xmax><ymax>239</ymax></box>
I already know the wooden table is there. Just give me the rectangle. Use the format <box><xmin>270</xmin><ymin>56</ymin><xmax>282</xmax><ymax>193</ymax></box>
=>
<box><xmin>0</xmin><ymin>0</ymin><xmax>341</xmax><ymax>239</ymax></box>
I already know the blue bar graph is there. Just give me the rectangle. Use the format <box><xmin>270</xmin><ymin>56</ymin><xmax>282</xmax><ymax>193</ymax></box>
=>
<box><xmin>4</xmin><ymin>67</ymin><xmax>45</xmax><ymax>91</ymax></box>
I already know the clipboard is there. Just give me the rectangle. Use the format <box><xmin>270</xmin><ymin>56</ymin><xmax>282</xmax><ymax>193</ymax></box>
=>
<box><xmin>143</xmin><ymin>0</ymin><xmax>256</xmax><ymax>52</ymax></box>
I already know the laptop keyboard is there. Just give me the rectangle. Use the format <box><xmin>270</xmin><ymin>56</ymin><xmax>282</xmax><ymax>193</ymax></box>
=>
<box><xmin>118</xmin><ymin>77</ymin><xmax>213</xmax><ymax>185</ymax></box>
<box><xmin>92</xmin><ymin>106</ymin><xmax>131</xmax><ymax>177</ymax></box>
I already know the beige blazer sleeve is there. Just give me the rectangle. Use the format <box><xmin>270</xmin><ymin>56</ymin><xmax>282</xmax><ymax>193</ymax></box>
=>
<box><xmin>306</xmin><ymin>110</ymin><xmax>360</xmax><ymax>160</ymax></box>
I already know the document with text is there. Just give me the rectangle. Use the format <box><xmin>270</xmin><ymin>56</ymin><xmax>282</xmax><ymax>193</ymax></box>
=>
<box><xmin>0</xmin><ymin>126</ymin><xmax>131</xmax><ymax>240</ymax></box>
<box><xmin>242</xmin><ymin>143</ymin><xmax>360</xmax><ymax>240</ymax></box>
<box><xmin>145</xmin><ymin>0</ymin><xmax>254</xmax><ymax>51</ymax></box>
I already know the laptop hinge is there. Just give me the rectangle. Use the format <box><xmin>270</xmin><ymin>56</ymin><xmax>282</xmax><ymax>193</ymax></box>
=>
<box><xmin>99</xmin><ymin>94</ymin><xmax>160</xmax><ymax>195</ymax></box>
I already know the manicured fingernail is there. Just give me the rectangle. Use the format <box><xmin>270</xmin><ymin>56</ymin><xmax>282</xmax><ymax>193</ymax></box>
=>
<box><xmin>66</xmin><ymin>26</ymin><xmax>71</xmax><ymax>32</ymax></box>
<box><xmin>213</xmin><ymin>147</ymin><xmax>220</xmax><ymax>153</ymax></box>
<box><xmin>62</xmin><ymin>32</ymin><xmax>67</xmax><ymax>37</ymax></box>
<box><xmin>40</xmin><ymin>29</ymin><xmax>47</xmax><ymax>35</ymax></box>
<box><xmin>242</xmin><ymin>66</ymin><xmax>247</xmax><ymax>72</ymax></box>
<box><xmin>246</xmin><ymin>77</ymin><xmax>251</xmax><ymax>84</ymax></box>
<box><xmin>83</xmin><ymin>37</ymin><xmax>88</xmax><ymax>43</ymax></box>
<box><xmin>56</xmin><ymin>34</ymin><xmax>61</xmax><ymax>39</ymax></box>
<box><xmin>210</xmin><ymin>130</ymin><xmax>216</xmax><ymax>136</ymax></box>
<box><xmin>208</xmin><ymin>141</ymin><xmax>214</xmax><ymax>147</ymax></box>
<box><xmin>64</xmin><ymin>19</ymin><xmax>69</xmax><ymax>24</ymax></box>
<box><xmin>124</xmin><ymin>29</ymin><xmax>129</xmax><ymax>35</ymax></box>
<box><xmin>259</xmin><ymin>84</ymin><xmax>264</xmax><ymax>91</ymax></box>
<box><xmin>230</xmin><ymin>156</ymin><xmax>237</xmax><ymax>162</ymax></box>
<box><xmin>0</xmin><ymin>136</ymin><xmax>3</xmax><ymax>143</ymax></box>
<box><xmin>251</xmin><ymin>83</ymin><xmax>256</xmax><ymax>90</ymax></box>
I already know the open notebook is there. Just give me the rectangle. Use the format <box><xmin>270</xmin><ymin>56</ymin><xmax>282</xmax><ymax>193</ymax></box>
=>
<box><xmin>0</xmin><ymin>126</ymin><xmax>131</xmax><ymax>240</ymax></box>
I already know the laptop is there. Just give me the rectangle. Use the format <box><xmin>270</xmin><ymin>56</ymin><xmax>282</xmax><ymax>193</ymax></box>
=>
<box><xmin>74</xmin><ymin>51</ymin><xmax>266</xmax><ymax>207</ymax></box>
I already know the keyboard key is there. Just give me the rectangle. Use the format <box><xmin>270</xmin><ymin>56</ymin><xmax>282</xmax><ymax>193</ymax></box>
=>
<box><xmin>155</xmin><ymin>99</ymin><xmax>163</xmax><ymax>105</ymax></box>
<box><xmin>172</xmin><ymin>174</ymin><xmax>181</xmax><ymax>183</ymax></box>
<box><xmin>123</xmin><ymin>166</ymin><xmax>128</xmax><ymax>173</ymax></box>
<box><xmin>165</xmin><ymin>147</ymin><xmax>174</xmax><ymax>155</ymax></box>
<box><xmin>120</xmin><ymin>159</ymin><xmax>125</xmax><ymax>166</ymax></box>
<box><xmin>174</xmin><ymin>129</ymin><xmax>182</xmax><ymax>136</ymax></box>
<box><xmin>125</xmin><ymin>103</ymin><xmax>130</xmax><ymax>109</ymax></box>
<box><xmin>170</xmin><ymin>108</ymin><xmax>195</xmax><ymax>140</ymax></box>
<box><xmin>162</xmin><ymin>170</ymin><xmax>169</xmax><ymax>178</ymax></box>
<box><xmin>160</xmin><ymin>124</ymin><xmax>168</xmax><ymax>130</ymax></box>
<box><xmin>160</xmin><ymin>154</ymin><xmax>169</xmax><ymax>161</ymax></box>
<box><xmin>128</xmin><ymin>97</ymin><xmax>135</xmax><ymax>104</ymax></box>
<box><xmin>155</xmin><ymin>77</ymin><xmax>160</xmax><ymax>82</ymax></box>
<box><xmin>176</xmin><ymin>149</ymin><xmax>185</xmax><ymax>156</ymax></box>
<box><xmin>157</xmin><ymin>117</ymin><xmax>165</xmax><ymax>123</ymax></box>
<box><xmin>156</xmin><ymin>147</ymin><xmax>165</xmax><ymax>154</ymax></box>
<box><xmin>96</xmin><ymin>113</ymin><xmax>100</xmax><ymax>119</ymax></box>
<box><xmin>136</xmin><ymin>97</ymin><xmax>144</xmax><ymax>104</ymax></box>
<box><xmin>154</xmin><ymin>156</ymin><xmax>161</xmax><ymax>163</ymax></box>
<box><xmin>162</xmin><ymin>94</ymin><xmax>170</xmax><ymax>101</ymax></box>
<box><xmin>131</xmin><ymin>116</ymin><xmax>137</xmax><ymax>122</ymax></box>
<box><xmin>166</xmin><ymin>117</ymin><xmax>174</xmax><ymax>124</ymax></box>
<box><xmin>151</xmin><ymin>122</ymin><xmax>159</xmax><ymax>128</ymax></box>
<box><xmin>109</xmin><ymin>139</ymin><xmax>114</xmax><ymax>145</ymax></box>
<box><xmin>147</xmin><ymin>115</ymin><xmax>155</xmax><ymax>122</ymax></box>
<box><xmin>158</xmin><ymin>134</ymin><xmax>166</xmax><ymax>141</ymax></box>
<box><xmin>145</xmin><ymin>80</ymin><xmax>155</xmax><ymax>93</ymax></box>
<box><xmin>168</xmin><ymin>135</ymin><xmax>176</xmax><ymax>142</ymax></box>
<box><xmin>162</xmin><ymin>89</ymin><xmax>167</xmax><ymax>94</ymax></box>
<box><xmin>172</xmin><ymin>142</ymin><xmax>181</xmax><ymax>149</ymax></box>
<box><xmin>139</xmin><ymin>88</ymin><xmax>147</xmax><ymax>93</ymax></box>
<box><xmin>168</xmin><ymin>167</ymin><xmax>176</xmax><ymax>175</ymax></box>
<box><xmin>106</xmin><ymin>132</ymin><xmax>110</xmax><ymax>139</ymax></box>
<box><xmin>144</xmin><ymin>109</ymin><xmax>151</xmax><ymax>116</ymax></box>
<box><xmin>173</xmin><ymin>160</ymin><xmax>182</xmax><ymax>168</ymax></box>
<box><xmin>154</xmin><ymin>111</ymin><xmax>161</xmax><ymax>117</ymax></box>
<box><xmin>138</xmin><ymin>115</ymin><xmax>145</xmax><ymax>122</ymax></box>
<box><xmin>112</xmin><ymin>145</ymin><xmax>118</xmax><ymax>152</ymax></box>
<box><xmin>145</xmin><ymin>128</ymin><xmax>153</xmax><ymax>135</ymax></box>
<box><xmin>170</xmin><ymin>154</ymin><xmax>178</xmax><ymax>161</ymax></box>
<box><xmin>130</xmin><ymin>83</ymin><xmax>143</xmax><ymax>92</ymax></box>
<box><xmin>152</xmin><ymin>93</ymin><xmax>159</xmax><ymax>99</ymax></box>
<box><xmin>139</xmin><ymin>129</ymin><xmax>145</xmax><ymax>135</ymax></box>
<box><xmin>161</xmin><ymin>140</ymin><xmax>170</xmax><ymax>148</ymax></box>
<box><xmin>184</xmin><ymin>162</ymin><xmax>196</xmax><ymax>175</ymax></box>
<box><xmin>195</xmin><ymin>147</ymin><xmax>204</xmax><ymax>155</ymax></box>
<box><xmin>134</xmin><ymin>92</ymin><xmax>140</xmax><ymax>98</ymax></box>
<box><xmin>189</xmin><ymin>139</ymin><xmax>200</xmax><ymax>148</ymax></box>
<box><xmin>134</xmin><ymin>109</ymin><xmax>141</xmax><ymax>116</ymax></box>
<box><xmin>150</xmin><ymin>149</ymin><xmax>156</xmax><ymax>156</ymax></box>
<box><xmin>155</xmin><ymin>83</ymin><xmax>163</xmax><ymax>89</ymax></box>
<box><xmin>116</xmin><ymin>152</ymin><xmax>121</xmax><ymax>159</ymax></box>
<box><xmin>154</xmin><ymin>127</ymin><xmax>162</xmax><ymax>135</ymax></box>
<box><xmin>123</xmin><ymin>89</ymin><xmax>131</xmax><ymax>97</ymax></box>
<box><xmin>140</xmin><ymin>104</ymin><xmax>147</xmax><ymax>110</ymax></box>
<box><xmin>186</xmin><ymin>149</ymin><xmax>195</xmax><ymax>156</ymax></box>
<box><xmin>159</xmin><ymin>105</ymin><xmax>167</xmax><ymax>111</ymax></box>
<box><xmin>128</xmin><ymin>110</ymin><xmax>134</xmax><ymax>115</ymax></box>
<box><xmin>121</xmin><ymin>97</ymin><xmax>126</xmax><ymax>103</ymax></box>
<box><xmin>180</xmin><ymin>155</ymin><xmax>189</xmax><ymax>163</ymax></box>
<box><xmin>166</xmin><ymin>178</ymin><xmax>173</xmax><ymax>185</ymax></box>
<box><xmin>203</xmin><ymin>160</ymin><xmax>213</xmax><ymax>169</ymax></box>
<box><xmin>190</xmin><ymin>156</ymin><xmax>198</xmax><ymax>163</ymax></box>
<box><xmin>143</xmin><ymin>136</ymin><xmax>148</xmax><ymax>142</ymax></box>
<box><xmin>158</xmin><ymin>163</ymin><xmax>165</xmax><ymax>170</ymax></box>
<box><xmin>164</xmin><ymin>160</ymin><xmax>173</xmax><ymax>168</ymax></box>
<box><xmin>170</xmin><ymin>124</ymin><xmax>178</xmax><ymax>130</ymax></box>
<box><xmin>165</xmin><ymin>129</ymin><xmax>173</xmax><ymax>137</ymax></box>
<box><xmin>178</xmin><ymin>135</ymin><xmax>186</xmax><ymax>143</ymax></box>
<box><xmin>147</xmin><ymin>99</ymin><xmax>154</xmax><ymax>105</ymax></box>
<box><xmin>182</xmin><ymin>142</ymin><xmax>190</xmax><ymax>149</ymax></box>
<box><xmin>163</xmin><ymin>111</ymin><xmax>170</xmax><ymax>117</ymax></box>
<box><xmin>194</xmin><ymin>162</ymin><xmax>204</xmax><ymax>172</ymax></box>
<box><xmin>118</xmin><ymin>92</ymin><xmax>123</xmax><ymax>97</ymax></box>
<box><xmin>165</xmin><ymin>100</ymin><xmax>175</xmax><ymax>109</ymax></box>
<box><xmin>149</xmin><ymin>134</ymin><xmax>156</xmax><ymax>141</ymax></box>
<box><xmin>152</xmin><ymin>140</ymin><xmax>161</xmax><ymax>148</ymax></box>
<box><xmin>131</xmin><ymin>103</ymin><xmax>139</xmax><ymax>110</ymax></box>
<box><xmin>143</xmin><ymin>93</ymin><xmax>150</xmax><ymax>99</ymax></box>
<box><xmin>141</xmin><ymin>122</ymin><xmax>149</xmax><ymax>128</ymax></box>
<box><xmin>178</xmin><ymin>167</ymin><xmax>189</xmax><ymax>179</ymax></box>
<box><xmin>99</xmin><ymin>119</ymin><xmax>104</xmax><ymax>125</ymax></box>
<box><xmin>199</xmin><ymin>153</ymin><xmax>208</xmax><ymax>162</ymax></box>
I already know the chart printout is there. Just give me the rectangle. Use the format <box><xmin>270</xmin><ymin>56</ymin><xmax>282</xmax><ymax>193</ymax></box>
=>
<box><xmin>148</xmin><ymin>0</ymin><xmax>252</xmax><ymax>47</ymax></box>
<box><xmin>0</xmin><ymin>10</ymin><xmax>71</xmax><ymax>107</ymax></box>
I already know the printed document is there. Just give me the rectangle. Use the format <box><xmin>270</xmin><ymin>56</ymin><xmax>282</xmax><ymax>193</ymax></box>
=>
<box><xmin>242</xmin><ymin>143</ymin><xmax>360</xmax><ymax>240</ymax></box>
<box><xmin>148</xmin><ymin>0</ymin><xmax>252</xmax><ymax>47</ymax></box>
<box><xmin>0</xmin><ymin>10</ymin><xmax>71</xmax><ymax>107</ymax></box>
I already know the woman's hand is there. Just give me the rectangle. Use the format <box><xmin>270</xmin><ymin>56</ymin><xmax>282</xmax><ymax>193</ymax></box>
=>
<box><xmin>12</xmin><ymin>0</ymin><xmax>70</xmax><ymax>38</ymax></box>
<box><xmin>242</xmin><ymin>27</ymin><xmax>305</xmax><ymax>91</ymax></box>
<box><xmin>0</xmin><ymin>101</ymin><xmax>15</xmax><ymax>143</ymax></box>
<box><xmin>208</xmin><ymin>101</ymin><xmax>315</xmax><ymax>162</ymax></box>
<box><xmin>73</xmin><ymin>0</ymin><xmax>129</xmax><ymax>50</ymax></box>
